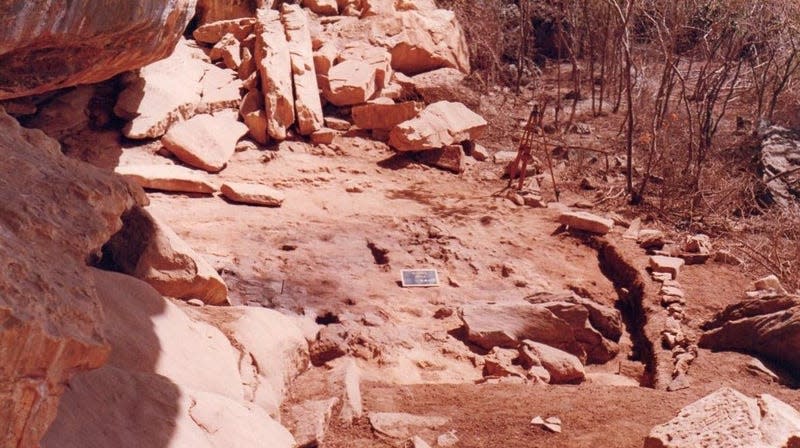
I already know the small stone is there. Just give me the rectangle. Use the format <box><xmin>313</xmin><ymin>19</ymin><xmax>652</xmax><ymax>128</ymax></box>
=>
<box><xmin>508</xmin><ymin>192</ymin><xmax>525</xmax><ymax>206</ymax></box>
<box><xmin>746</xmin><ymin>358</ymin><xmax>779</xmax><ymax>382</ymax></box>
<box><xmin>660</xmin><ymin>285</ymin><xmax>685</xmax><ymax>298</ymax></box>
<box><xmin>531</xmin><ymin>416</ymin><xmax>562</xmax><ymax>433</ymax></box>
<box><xmin>235</xmin><ymin>139</ymin><xmax>258</xmax><ymax>152</ymax></box>
<box><xmin>667</xmin><ymin>373</ymin><xmax>691</xmax><ymax>391</ymax></box>
<box><xmin>684</xmin><ymin>234</ymin><xmax>712</xmax><ymax>254</ymax></box>
<box><xmin>437</xmin><ymin>430</ymin><xmax>459</xmax><ymax>447</ymax></box>
<box><xmin>623</xmin><ymin>217</ymin><xmax>641</xmax><ymax>240</ymax></box>
<box><xmin>187</xmin><ymin>298</ymin><xmax>205</xmax><ymax>307</ymax></box>
<box><xmin>324</xmin><ymin>116</ymin><xmax>352</xmax><ymax>131</ymax></box>
<box><xmin>523</xmin><ymin>195</ymin><xmax>546</xmax><ymax>208</ymax></box>
<box><xmin>493</xmin><ymin>150</ymin><xmax>517</xmax><ymax>164</ymax></box>
<box><xmin>714</xmin><ymin>249</ymin><xmax>743</xmax><ymax>265</ymax></box>
<box><xmin>580</xmin><ymin>177</ymin><xmax>599</xmax><ymax>190</ymax></box>
<box><xmin>681</xmin><ymin>252</ymin><xmax>710</xmax><ymax>265</ymax></box>
<box><xmin>638</xmin><ymin>229</ymin><xmax>666</xmax><ymax>250</ymax></box>
<box><xmin>649</xmin><ymin>256</ymin><xmax>685</xmax><ymax>280</ymax></box>
<box><xmin>754</xmin><ymin>274</ymin><xmax>786</xmax><ymax>294</ymax></box>
<box><xmin>472</xmin><ymin>143</ymin><xmax>489</xmax><ymax>161</ymax></box>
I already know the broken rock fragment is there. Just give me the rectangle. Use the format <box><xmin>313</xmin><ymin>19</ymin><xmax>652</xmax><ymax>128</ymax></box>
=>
<box><xmin>352</xmin><ymin>100</ymin><xmax>421</xmax><ymax>130</ymax></box>
<box><xmin>415</xmin><ymin>144</ymin><xmax>464</xmax><ymax>174</ymax></box>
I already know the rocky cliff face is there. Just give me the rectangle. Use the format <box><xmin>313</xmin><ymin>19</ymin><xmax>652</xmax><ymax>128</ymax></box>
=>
<box><xmin>0</xmin><ymin>0</ymin><xmax>197</xmax><ymax>100</ymax></box>
<box><xmin>0</xmin><ymin>108</ymin><xmax>145</xmax><ymax>447</ymax></box>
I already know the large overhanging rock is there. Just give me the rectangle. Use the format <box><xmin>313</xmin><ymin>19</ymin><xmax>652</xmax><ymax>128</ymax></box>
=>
<box><xmin>0</xmin><ymin>108</ymin><xmax>144</xmax><ymax>446</ymax></box>
<box><xmin>0</xmin><ymin>0</ymin><xmax>196</xmax><ymax>100</ymax></box>
<box><xmin>388</xmin><ymin>101</ymin><xmax>487</xmax><ymax>152</ymax></box>
<box><xmin>699</xmin><ymin>294</ymin><xmax>800</xmax><ymax>373</ymax></box>
<box><xmin>644</xmin><ymin>387</ymin><xmax>800</xmax><ymax>448</ymax></box>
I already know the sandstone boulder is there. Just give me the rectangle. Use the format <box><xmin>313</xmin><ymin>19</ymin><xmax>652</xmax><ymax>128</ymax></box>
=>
<box><xmin>115</xmin><ymin>164</ymin><xmax>217</xmax><ymax>194</ymax></box>
<box><xmin>114</xmin><ymin>39</ymin><xmax>206</xmax><ymax>139</ymax></box>
<box><xmin>221</xmin><ymin>182</ymin><xmax>286</xmax><ymax>207</ymax></box>
<box><xmin>161</xmin><ymin>113</ymin><xmax>248</xmax><ymax>173</ymax></box>
<box><xmin>352</xmin><ymin>101</ymin><xmax>421</xmax><ymax>130</ymax></box>
<box><xmin>0</xmin><ymin>108</ymin><xmax>143</xmax><ymax>447</ymax></box>
<box><xmin>240</xmin><ymin>89</ymin><xmax>269</xmax><ymax>144</ymax></box>
<box><xmin>210</xmin><ymin>33</ymin><xmax>242</xmax><ymax>69</ymax></box>
<box><xmin>388</xmin><ymin>101</ymin><xmax>487</xmax><ymax>151</ymax></box>
<box><xmin>255</xmin><ymin>8</ymin><xmax>296</xmax><ymax>140</ymax></box>
<box><xmin>193</xmin><ymin>17</ymin><xmax>257</xmax><ymax>44</ymax></box>
<box><xmin>325</xmin><ymin>60</ymin><xmax>378</xmax><ymax>106</ymax></box>
<box><xmin>338</xmin><ymin>42</ymin><xmax>393</xmax><ymax>89</ymax></box>
<box><xmin>0</xmin><ymin>0</ymin><xmax>195</xmax><ymax>99</ymax></box>
<box><xmin>103</xmin><ymin>206</ymin><xmax>229</xmax><ymax>305</ymax></box>
<box><xmin>644</xmin><ymin>387</ymin><xmax>800</xmax><ymax>448</ymax></box>
<box><xmin>415</xmin><ymin>144</ymin><xmax>464</xmax><ymax>174</ymax></box>
<box><xmin>282</xmin><ymin>4</ymin><xmax>324</xmax><ymax>135</ymax></box>
<box><xmin>410</xmin><ymin>68</ymin><xmax>477</xmax><ymax>107</ymax></box>
<box><xmin>699</xmin><ymin>294</ymin><xmax>800</xmax><ymax>373</ymax></box>
<box><xmin>520</xmin><ymin>341</ymin><xmax>585</xmax><ymax>384</ymax></box>
<box><xmin>367</xmin><ymin>9</ymin><xmax>470</xmax><ymax>75</ymax></box>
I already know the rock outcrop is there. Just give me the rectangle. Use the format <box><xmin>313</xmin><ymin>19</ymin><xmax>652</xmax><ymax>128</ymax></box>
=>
<box><xmin>644</xmin><ymin>388</ymin><xmax>800</xmax><ymax>448</ymax></box>
<box><xmin>0</xmin><ymin>109</ymin><xmax>143</xmax><ymax>447</ymax></box>
<box><xmin>699</xmin><ymin>293</ymin><xmax>800</xmax><ymax>373</ymax></box>
<box><xmin>42</xmin><ymin>269</ymin><xmax>301</xmax><ymax>447</ymax></box>
<box><xmin>0</xmin><ymin>0</ymin><xmax>196</xmax><ymax>100</ymax></box>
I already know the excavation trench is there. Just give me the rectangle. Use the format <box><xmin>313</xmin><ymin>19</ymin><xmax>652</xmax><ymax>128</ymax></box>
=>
<box><xmin>587</xmin><ymin>236</ymin><xmax>657</xmax><ymax>388</ymax></box>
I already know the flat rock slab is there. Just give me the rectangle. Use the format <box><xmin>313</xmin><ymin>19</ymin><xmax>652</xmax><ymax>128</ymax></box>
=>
<box><xmin>161</xmin><ymin>114</ymin><xmax>248</xmax><ymax>173</ymax></box>
<box><xmin>558</xmin><ymin>211</ymin><xmax>614</xmax><ymax>235</ymax></box>
<box><xmin>221</xmin><ymin>182</ymin><xmax>285</xmax><ymax>207</ymax></box>
<box><xmin>389</xmin><ymin>101</ymin><xmax>486</xmax><ymax>152</ymax></box>
<box><xmin>649</xmin><ymin>256</ymin><xmax>685</xmax><ymax>280</ymax></box>
<box><xmin>644</xmin><ymin>387</ymin><xmax>800</xmax><ymax>448</ymax></box>
<box><xmin>115</xmin><ymin>164</ymin><xmax>216</xmax><ymax>194</ymax></box>
<box><xmin>369</xmin><ymin>412</ymin><xmax>449</xmax><ymax>440</ymax></box>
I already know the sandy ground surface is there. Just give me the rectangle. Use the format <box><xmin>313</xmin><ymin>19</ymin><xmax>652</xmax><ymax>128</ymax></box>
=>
<box><xmin>61</xmin><ymin>84</ymin><xmax>799</xmax><ymax>446</ymax></box>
